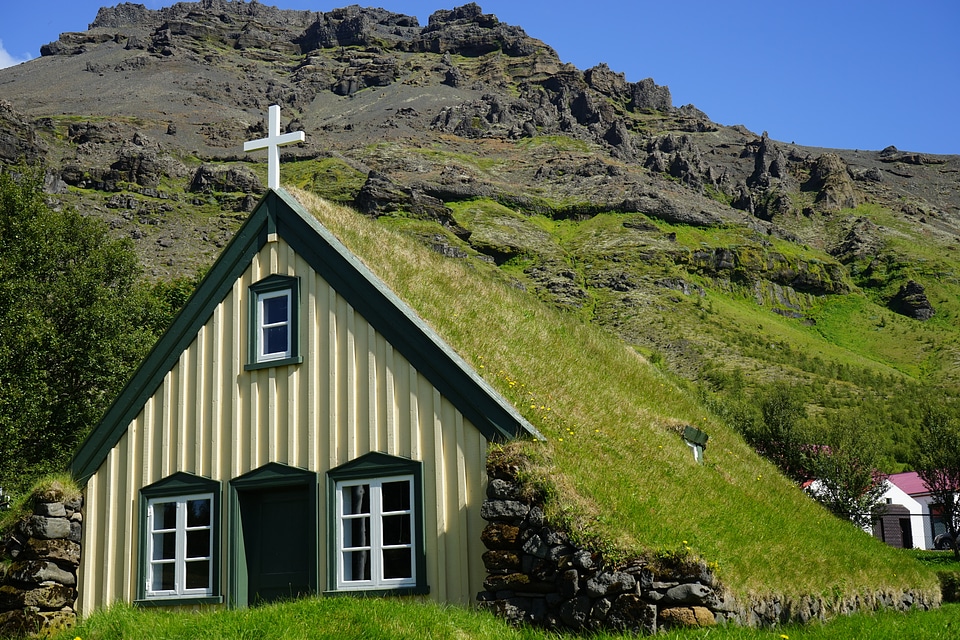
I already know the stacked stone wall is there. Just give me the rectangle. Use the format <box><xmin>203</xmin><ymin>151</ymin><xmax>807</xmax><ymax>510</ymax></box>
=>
<box><xmin>478</xmin><ymin>453</ymin><xmax>939</xmax><ymax>634</ymax></box>
<box><xmin>0</xmin><ymin>493</ymin><xmax>82</xmax><ymax>638</ymax></box>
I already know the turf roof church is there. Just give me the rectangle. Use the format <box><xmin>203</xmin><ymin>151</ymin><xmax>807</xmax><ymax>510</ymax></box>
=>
<box><xmin>70</xmin><ymin>107</ymin><xmax>540</xmax><ymax>613</ymax></box>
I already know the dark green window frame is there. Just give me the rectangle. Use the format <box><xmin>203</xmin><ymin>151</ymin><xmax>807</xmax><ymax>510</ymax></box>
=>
<box><xmin>325</xmin><ymin>452</ymin><xmax>428</xmax><ymax>596</ymax></box>
<box><xmin>246</xmin><ymin>274</ymin><xmax>302</xmax><ymax>371</ymax></box>
<box><xmin>136</xmin><ymin>472</ymin><xmax>223</xmax><ymax>607</ymax></box>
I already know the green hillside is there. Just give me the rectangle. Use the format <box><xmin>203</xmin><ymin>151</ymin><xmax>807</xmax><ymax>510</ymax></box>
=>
<box><xmin>289</xmin><ymin>188</ymin><xmax>937</xmax><ymax>600</ymax></box>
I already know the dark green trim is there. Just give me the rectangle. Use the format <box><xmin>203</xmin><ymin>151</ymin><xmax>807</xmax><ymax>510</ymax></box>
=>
<box><xmin>321</xmin><ymin>586</ymin><xmax>430</xmax><ymax>598</ymax></box>
<box><xmin>683</xmin><ymin>426</ymin><xmax>709</xmax><ymax>447</ymax></box>
<box><xmin>134</xmin><ymin>595</ymin><xmax>224</xmax><ymax>607</ymax></box>
<box><xmin>71</xmin><ymin>188</ymin><xmax>540</xmax><ymax>484</ymax></box>
<box><xmin>245</xmin><ymin>274</ymin><xmax>301</xmax><ymax>371</ymax></box>
<box><xmin>228</xmin><ymin>463</ymin><xmax>319</xmax><ymax>609</ymax></box>
<box><xmin>137</xmin><ymin>472</ymin><xmax>222</xmax><ymax>604</ymax></box>
<box><xmin>326</xmin><ymin>452</ymin><xmax>427</xmax><ymax>594</ymax></box>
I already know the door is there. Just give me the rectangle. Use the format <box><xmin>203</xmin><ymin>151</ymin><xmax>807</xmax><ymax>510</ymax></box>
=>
<box><xmin>899</xmin><ymin>517</ymin><xmax>913</xmax><ymax>549</ymax></box>
<box><xmin>240</xmin><ymin>484</ymin><xmax>311</xmax><ymax>604</ymax></box>
<box><xmin>229</xmin><ymin>463</ymin><xmax>318</xmax><ymax>608</ymax></box>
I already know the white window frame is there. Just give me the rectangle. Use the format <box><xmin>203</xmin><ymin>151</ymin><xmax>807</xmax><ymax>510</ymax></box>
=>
<box><xmin>334</xmin><ymin>475</ymin><xmax>416</xmax><ymax>590</ymax></box>
<box><xmin>145</xmin><ymin>492</ymin><xmax>215</xmax><ymax>599</ymax></box>
<box><xmin>257</xmin><ymin>288</ymin><xmax>292</xmax><ymax>362</ymax></box>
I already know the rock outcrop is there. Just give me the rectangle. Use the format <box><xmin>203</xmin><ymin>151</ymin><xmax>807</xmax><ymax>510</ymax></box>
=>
<box><xmin>805</xmin><ymin>153</ymin><xmax>860</xmax><ymax>211</ymax></box>
<box><xmin>889</xmin><ymin>279</ymin><xmax>935</xmax><ymax>320</ymax></box>
<box><xmin>0</xmin><ymin>102</ymin><xmax>45</xmax><ymax>164</ymax></box>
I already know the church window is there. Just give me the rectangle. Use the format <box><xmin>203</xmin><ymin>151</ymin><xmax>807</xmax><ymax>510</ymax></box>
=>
<box><xmin>137</xmin><ymin>473</ymin><xmax>222</xmax><ymax>605</ymax></box>
<box><xmin>247</xmin><ymin>275</ymin><xmax>301</xmax><ymax>370</ymax></box>
<box><xmin>327</xmin><ymin>453</ymin><xmax>427</xmax><ymax>595</ymax></box>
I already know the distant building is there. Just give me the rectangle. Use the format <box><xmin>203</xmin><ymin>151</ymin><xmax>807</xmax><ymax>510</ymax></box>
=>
<box><xmin>873</xmin><ymin>472</ymin><xmax>948</xmax><ymax>550</ymax></box>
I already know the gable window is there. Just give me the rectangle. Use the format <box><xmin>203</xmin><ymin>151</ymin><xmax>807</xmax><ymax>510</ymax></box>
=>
<box><xmin>137</xmin><ymin>473</ymin><xmax>222</xmax><ymax>605</ymax></box>
<box><xmin>327</xmin><ymin>453</ymin><xmax>427</xmax><ymax>595</ymax></box>
<box><xmin>259</xmin><ymin>290</ymin><xmax>291</xmax><ymax>359</ymax></box>
<box><xmin>247</xmin><ymin>275</ymin><xmax>301</xmax><ymax>370</ymax></box>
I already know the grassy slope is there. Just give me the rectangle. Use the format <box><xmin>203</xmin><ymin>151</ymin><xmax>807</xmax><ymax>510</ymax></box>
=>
<box><xmin>436</xmin><ymin>196</ymin><xmax>960</xmax><ymax>471</ymax></box>
<box><xmin>289</xmin><ymin>189</ymin><xmax>936</xmax><ymax>599</ymax></box>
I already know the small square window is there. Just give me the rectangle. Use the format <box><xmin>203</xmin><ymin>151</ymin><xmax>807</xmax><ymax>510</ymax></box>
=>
<box><xmin>247</xmin><ymin>276</ymin><xmax>301</xmax><ymax>370</ymax></box>
<box><xmin>258</xmin><ymin>290</ymin><xmax>291</xmax><ymax>360</ymax></box>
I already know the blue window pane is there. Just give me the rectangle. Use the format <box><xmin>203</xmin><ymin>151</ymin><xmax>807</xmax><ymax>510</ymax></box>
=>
<box><xmin>187</xmin><ymin>499</ymin><xmax>211</xmax><ymax>527</ymax></box>
<box><xmin>263</xmin><ymin>326</ymin><xmax>288</xmax><ymax>355</ymax></box>
<box><xmin>263</xmin><ymin>295</ymin><xmax>289</xmax><ymax>325</ymax></box>
<box><xmin>153</xmin><ymin>501</ymin><xmax>177</xmax><ymax>530</ymax></box>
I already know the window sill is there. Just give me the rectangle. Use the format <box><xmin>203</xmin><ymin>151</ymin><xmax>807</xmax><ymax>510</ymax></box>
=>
<box><xmin>322</xmin><ymin>585</ymin><xmax>430</xmax><ymax>598</ymax></box>
<box><xmin>135</xmin><ymin>595</ymin><xmax>224</xmax><ymax>608</ymax></box>
<box><xmin>244</xmin><ymin>355</ymin><xmax>303</xmax><ymax>371</ymax></box>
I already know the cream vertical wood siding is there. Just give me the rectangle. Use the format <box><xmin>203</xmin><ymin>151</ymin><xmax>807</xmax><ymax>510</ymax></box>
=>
<box><xmin>77</xmin><ymin>237</ymin><xmax>490</xmax><ymax>613</ymax></box>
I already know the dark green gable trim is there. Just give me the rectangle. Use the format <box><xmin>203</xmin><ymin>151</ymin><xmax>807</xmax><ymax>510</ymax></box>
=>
<box><xmin>71</xmin><ymin>188</ymin><xmax>540</xmax><ymax>484</ymax></box>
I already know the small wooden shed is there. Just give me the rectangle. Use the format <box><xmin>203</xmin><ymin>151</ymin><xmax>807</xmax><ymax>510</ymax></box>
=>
<box><xmin>70</xmin><ymin>188</ymin><xmax>540</xmax><ymax>613</ymax></box>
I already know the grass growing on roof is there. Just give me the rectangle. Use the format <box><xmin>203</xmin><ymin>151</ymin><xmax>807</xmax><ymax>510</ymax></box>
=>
<box><xmin>288</xmin><ymin>188</ymin><xmax>937</xmax><ymax>599</ymax></box>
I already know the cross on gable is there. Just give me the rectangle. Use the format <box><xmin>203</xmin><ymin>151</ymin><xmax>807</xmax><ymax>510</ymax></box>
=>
<box><xmin>244</xmin><ymin>105</ymin><xmax>306</xmax><ymax>190</ymax></box>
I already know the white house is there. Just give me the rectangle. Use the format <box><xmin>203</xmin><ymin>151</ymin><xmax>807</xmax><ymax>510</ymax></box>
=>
<box><xmin>873</xmin><ymin>472</ymin><xmax>946</xmax><ymax>550</ymax></box>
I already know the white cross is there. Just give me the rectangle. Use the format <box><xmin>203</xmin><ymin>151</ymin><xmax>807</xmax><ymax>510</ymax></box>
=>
<box><xmin>244</xmin><ymin>104</ymin><xmax>306</xmax><ymax>190</ymax></box>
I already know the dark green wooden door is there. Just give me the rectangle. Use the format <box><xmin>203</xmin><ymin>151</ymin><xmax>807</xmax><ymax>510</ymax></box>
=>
<box><xmin>240</xmin><ymin>485</ymin><xmax>311</xmax><ymax>604</ymax></box>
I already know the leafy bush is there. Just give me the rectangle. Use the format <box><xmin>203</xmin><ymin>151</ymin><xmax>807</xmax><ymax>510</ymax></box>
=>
<box><xmin>0</xmin><ymin>167</ymin><xmax>179</xmax><ymax>496</ymax></box>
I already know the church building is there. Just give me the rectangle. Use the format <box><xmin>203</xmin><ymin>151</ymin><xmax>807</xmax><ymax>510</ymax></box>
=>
<box><xmin>69</xmin><ymin>108</ymin><xmax>540</xmax><ymax>613</ymax></box>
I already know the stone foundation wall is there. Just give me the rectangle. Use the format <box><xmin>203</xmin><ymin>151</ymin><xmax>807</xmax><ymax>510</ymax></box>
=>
<box><xmin>477</xmin><ymin>453</ymin><xmax>939</xmax><ymax>634</ymax></box>
<box><xmin>0</xmin><ymin>493</ymin><xmax>83</xmax><ymax>638</ymax></box>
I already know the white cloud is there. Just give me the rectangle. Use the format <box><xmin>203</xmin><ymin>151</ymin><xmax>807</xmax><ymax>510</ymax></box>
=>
<box><xmin>0</xmin><ymin>40</ymin><xmax>31</xmax><ymax>70</ymax></box>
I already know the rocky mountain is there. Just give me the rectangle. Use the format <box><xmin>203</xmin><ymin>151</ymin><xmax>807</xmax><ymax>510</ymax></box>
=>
<box><xmin>1</xmin><ymin>1</ymin><xmax>959</xmax><ymax>468</ymax></box>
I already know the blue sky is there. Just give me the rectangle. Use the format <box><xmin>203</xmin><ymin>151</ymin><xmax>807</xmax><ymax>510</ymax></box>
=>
<box><xmin>1</xmin><ymin>1</ymin><xmax>957</xmax><ymax>154</ymax></box>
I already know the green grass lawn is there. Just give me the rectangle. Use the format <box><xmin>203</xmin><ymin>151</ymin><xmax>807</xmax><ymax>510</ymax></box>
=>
<box><xmin>42</xmin><ymin>598</ymin><xmax>960</xmax><ymax>640</ymax></box>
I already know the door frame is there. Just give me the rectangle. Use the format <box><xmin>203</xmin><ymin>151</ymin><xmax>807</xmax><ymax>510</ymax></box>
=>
<box><xmin>228</xmin><ymin>462</ymin><xmax>318</xmax><ymax>608</ymax></box>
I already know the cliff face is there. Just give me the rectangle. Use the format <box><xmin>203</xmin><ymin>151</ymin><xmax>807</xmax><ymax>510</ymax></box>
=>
<box><xmin>2</xmin><ymin>2</ymin><xmax>960</xmax><ymax>462</ymax></box>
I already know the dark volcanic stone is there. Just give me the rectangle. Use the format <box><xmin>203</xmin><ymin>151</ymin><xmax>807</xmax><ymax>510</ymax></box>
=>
<box><xmin>889</xmin><ymin>279</ymin><xmax>935</xmax><ymax>320</ymax></box>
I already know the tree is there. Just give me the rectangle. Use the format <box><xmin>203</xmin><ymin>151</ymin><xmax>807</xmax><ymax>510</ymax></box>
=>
<box><xmin>735</xmin><ymin>382</ymin><xmax>814</xmax><ymax>483</ymax></box>
<box><xmin>0</xmin><ymin>167</ymin><xmax>164</xmax><ymax>496</ymax></box>
<box><xmin>914</xmin><ymin>400</ymin><xmax>960</xmax><ymax>559</ymax></box>
<box><xmin>806</xmin><ymin>414</ymin><xmax>889</xmax><ymax>529</ymax></box>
